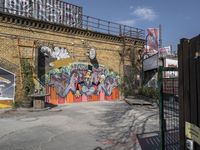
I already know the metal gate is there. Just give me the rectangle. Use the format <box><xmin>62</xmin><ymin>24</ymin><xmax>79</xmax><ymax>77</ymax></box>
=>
<box><xmin>158</xmin><ymin>67</ymin><xmax>180</xmax><ymax>150</ymax></box>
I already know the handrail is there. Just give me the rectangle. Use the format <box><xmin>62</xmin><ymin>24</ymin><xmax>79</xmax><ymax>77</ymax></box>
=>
<box><xmin>81</xmin><ymin>15</ymin><xmax>145</xmax><ymax>39</ymax></box>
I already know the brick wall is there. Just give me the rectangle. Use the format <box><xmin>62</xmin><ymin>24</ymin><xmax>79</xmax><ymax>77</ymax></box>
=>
<box><xmin>0</xmin><ymin>14</ymin><xmax>144</xmax><ymax>102</ymax></box>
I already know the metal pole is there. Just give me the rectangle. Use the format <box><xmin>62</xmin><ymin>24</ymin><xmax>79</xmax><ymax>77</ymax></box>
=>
<box><xmin>158</xmin><ymin>24</ymin><xmax>162</xmax><ymax>75</ymax></box>
<box><xmin>159</xmin><ymin>24</ymin><xmax>162</xmax><ymax>49</ymax></box>
<box><xmin>13</xmin><ymin>74</ymin><xmax>16</xmax><ymax>103</ymax></box>
<box><xmin>170</xmin><ymin>44</ymin><xmax>173</xmax><ymax>55</ymax></box>
<box><xmin>157</xmin><ymin>24</ymin><xmax>165</xmax><ymax>150</ymax></box>
<box><xmin>159</xmin><ymin>66</ymin><xmax>165</xmax><ymax>150</ymax></box>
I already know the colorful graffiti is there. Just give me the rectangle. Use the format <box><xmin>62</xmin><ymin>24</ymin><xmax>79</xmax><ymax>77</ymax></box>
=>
<box><xmin>37</xmin><ymin>45</ymin><xmax>71</xmax><ymax>77</ymax></box>
<box><xmin>0</xmin><ymin>67</ymin><xmax>15</xmax><ymax>108</ymax></box>
<box><xmin>40</xmin><ymin>46</ymin><xmax>70</xmax><ymax>60</ymax></box>
<box><xmin>4</xmin><ymin>0</ymin><xmax>82</xmax><ymax>27</ymax></box>
<box><xmin>42</xmin><ymin>63</ymin><xmax>120</xmax><ymax>104</ymax></box>
<box><xmin>36</xmin><ymin>44</ymin><xmax>120</xmax><ymax>104</ymax></box>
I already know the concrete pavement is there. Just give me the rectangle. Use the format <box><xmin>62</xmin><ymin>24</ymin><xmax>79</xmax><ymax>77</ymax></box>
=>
<box><xmin>0</xmin><ymin>101</ymin><xmax>159</xmax><ymax>150</ymax></box>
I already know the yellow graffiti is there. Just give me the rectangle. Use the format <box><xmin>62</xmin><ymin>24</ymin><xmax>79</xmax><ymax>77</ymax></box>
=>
<box><xmin>0</xmin><ymin>103</ymin><xmax>11</xmax><ymax>108</ymax></box>
<box><xmin>51</xmin><ymin>58</ymin><xmax>73</xmax><ymax>68</ymax></box>
<box><xmin>33</xmin><ymin>78</ymin><xmax>40</xmax><ymax>90</ymax></box>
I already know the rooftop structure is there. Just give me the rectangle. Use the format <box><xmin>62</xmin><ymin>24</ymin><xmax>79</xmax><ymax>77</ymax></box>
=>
<box><xmin>0</xmin><ymin>0</ymin><xmax>145</xmax><ymax>39</ymax></box>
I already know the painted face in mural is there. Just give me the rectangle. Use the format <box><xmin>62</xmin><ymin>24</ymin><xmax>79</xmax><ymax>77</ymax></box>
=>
<box><xmin>99</xmin><ymin>74</ymin><xmax>105</xmax><ymax>83</ymax></box>
<box><xmin>75</xmin><ymin>90</ymin><xmax>81</xmax><ymax>97</ymax></box>
<box><xmin>71</xmin><ymin>72</ymin><xmax>79</xmax><ymax>83</ymax></box>
<box><xmin>84</xmin><ymin>71</ymin><xmax>92</xmax><ymax>84</ymax></box>
<box><xmin>78</xmin><ymin>70</ymin><xmax>95</xmax><ymax>95</ymax></box>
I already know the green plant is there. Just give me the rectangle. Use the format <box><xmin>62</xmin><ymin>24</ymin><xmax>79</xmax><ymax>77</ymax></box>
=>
<box><xmin>119</xmin><ymin>76</ymin><xmax>134</xmax><ymax>97</ymax></box>
<box><xmin>21</xmin><ymin>59</ymin><xmax>35</xmax><ymax>100</ymax></box>
<box><xmin>138</xmin><ymin>86</ymin><xmax>159</xmax><ymax>99</ymax></box>
<box><xmin>11</xmin><ymin>101</ymin><xmax>22</xmax><ymax>108</ymax></box>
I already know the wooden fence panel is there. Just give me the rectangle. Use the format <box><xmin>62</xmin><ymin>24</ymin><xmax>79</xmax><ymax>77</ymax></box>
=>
<box><xmin>189</xmin><ymin>37</ymin><xmax>199</xmax><ymax>150</ymax></box>
<box><xmin>178</xmin><ymin>35</ymin><xmax>200</xmax><ymax>150</ymax></box>
<box><xmin>196</xmin><ymin>36</ymin><xmax>200</xmax><ymax>146</ymax></box>
<box><xmin>178</xmin><ymin>42</ymin><xmax>185</xmax><ymax>149</ymax></box>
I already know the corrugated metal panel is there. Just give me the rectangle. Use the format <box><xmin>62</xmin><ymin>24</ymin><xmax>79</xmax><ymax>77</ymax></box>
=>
<box><xmin>64</xmin><ymin>2</ymin><xmax>67</xmax><ymax>25</ymax></box>
<box><xmin>67</xmin><ymin>2</ymin><xmax>70</xmax><ymax>25</ymax></box>
<box><xmin>60</xmin><ymin>0</ymin><xmax>63</xmax><ymax>24</ymax></box>
<box><xmin>0</xmin><ymin>0</ymin><xmax>4</xmax><ymax>12</ymax></box>
<box><xmin>2</xmin><ymin>0</ymin><xmax>82</xmax><ymax>27</ymax></box>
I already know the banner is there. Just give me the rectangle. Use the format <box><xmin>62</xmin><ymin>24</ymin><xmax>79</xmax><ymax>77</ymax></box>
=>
<box><xmin>159</xmin><ymin>46</ymin><xmax>171</xmax><ymax>57</ymax></box>
<box><xmin>143</xmin><ymin>53</ymin><xmax>159</xmax><ymax>71</ymax></box>
<box><xmin>146</xmin><ymin>28</ymin><xmax>159</xmax><ymax>53</ymax></box>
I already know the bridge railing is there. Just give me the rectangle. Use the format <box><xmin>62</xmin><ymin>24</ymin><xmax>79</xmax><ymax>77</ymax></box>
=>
<box><xmin>0</xmin><ymin>0</ymin><xmax>145</xmax><ymax>39</ymax></box>
<box><xmin>81</xmin><ymin>15</ymin><xmax>145</xmax><ymax>39</ymax></box>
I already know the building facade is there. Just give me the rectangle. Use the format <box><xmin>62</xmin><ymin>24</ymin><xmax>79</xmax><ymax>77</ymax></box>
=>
<box><xmin>0</xmin><ymin>1</ymin><xmax>145</xmax><ymax>107</ymax></box>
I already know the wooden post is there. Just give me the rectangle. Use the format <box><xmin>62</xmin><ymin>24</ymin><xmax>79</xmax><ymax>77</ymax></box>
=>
<box><xmin>178</xmin><ymin>41</ymin><xmax>185</xmax><ymax>150</ymax></box>
<box><xmin>17</xmin><ymin>37</ymin><xmax>23</xmax><ymax>90</ymax></box>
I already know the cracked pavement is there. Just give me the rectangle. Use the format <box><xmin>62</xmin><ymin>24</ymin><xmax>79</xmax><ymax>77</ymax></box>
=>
<box><xmin>0</xmin><ymin>101</ymin><xmax>159</xmax><ymax>150</ymax></box>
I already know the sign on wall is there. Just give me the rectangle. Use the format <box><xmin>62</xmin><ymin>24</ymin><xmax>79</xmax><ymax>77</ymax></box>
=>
<box><xmin>0</xmin><ymin>67</ymin><xmax>15</xmax><ymax>100</ymax></box>
<box><xmin>164</xmin><ymin>58</ymin><xmax>178</xmax><ymax>77</ymax></box>
<box><xmin>143</xmin><ymin>53</ymin><xmax>159</xmax><ymax>71</ymax></box>
<box><xmin>159</xmin><ymin>46</ymin><xmax>172</xmax><ymax>57</ymax></box>
<box><xmin>89</xmin><ymin>48</ymin><xmax>96</xmax><ymax>60</ymax></box>
<box><xmin>165</xmin><ymin>58</ymin><xmax>178</xmax><ymax>67</ymax></box>
<box><xmin>185</xmin><ymin>122</ymin><xmax>200</xmax><ymax>145</ymax></box>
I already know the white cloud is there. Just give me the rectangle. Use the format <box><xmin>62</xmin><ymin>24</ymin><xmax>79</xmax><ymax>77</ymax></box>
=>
<box><xmin>129</xmin><ymin>6</ymin><xmax>134</xmax><ymax>9</ymax></box>
<box><xmin>132</xmin><ymin>7</ymin><xmax>157</xmax><ymax>21</ymax></box>
<box><xmin>117</xmin><ymin>6</ymin><xmax>157</xmax><ymax>26</ymax></box>
<box><xmin>117</xmin><ymin>19</ymin><xmax>137</xmax><ymax>26</ymax></box>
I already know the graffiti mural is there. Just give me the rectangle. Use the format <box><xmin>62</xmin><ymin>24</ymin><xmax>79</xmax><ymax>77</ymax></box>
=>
<box><xmin>0</xmin><ymin>67</ymin><xmax>15</xmax><ymax>108</ymax></box>
<box><xmin>37</xmin><ymin>45</ymin><xmax>71</xmax><ymax>77</ymax></box>
<box><xmin>36</xmin><ymin>44</ymin><xmax>120</xmax><ymax>104</ymax></box>
<box><xmin>41</xmin><ymin>63</ymin><xmax>120</xmax><ymax>104</ymax></box>
<box><xmin>40</xmin><ymin>46</ymin><xmax>70</xmax><ymax>60</ymax></box>
<box><xmin>4</xmin><ymin>0</ymin><xmax>82</xmax><ymax>27</ymax></box>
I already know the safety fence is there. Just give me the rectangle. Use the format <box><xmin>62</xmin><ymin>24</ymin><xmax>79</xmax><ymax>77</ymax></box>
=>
<box><xmin>159</xmin><ymin>67</ymin><xmax>180</xmax><ymax>150</ymax></box>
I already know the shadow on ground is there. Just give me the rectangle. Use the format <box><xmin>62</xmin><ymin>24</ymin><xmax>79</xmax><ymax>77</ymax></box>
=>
<box><xmin>137</xmin><ymin>131</ymin><xmax>160</xmax><ymax>150</ymax></box>
<box><xmin>45</xmin><ymin>102</ymin><xmax>57</xmax><ymax>108</ymax></box>
<box><xmin>91</xmin><ymin>102</ymin><xmax>159</xmax><ymax>150</ymax></box>
<box><xmin>137</xmin><ymin>130</ymin><xmax>179</xmax><ymax>150</ymax></box>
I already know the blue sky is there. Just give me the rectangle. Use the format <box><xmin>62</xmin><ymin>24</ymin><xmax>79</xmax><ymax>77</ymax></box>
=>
<box><xmin>65</xmin><ymin>0</ymin><xmax>200</xmax><ymax>51</ymax></box>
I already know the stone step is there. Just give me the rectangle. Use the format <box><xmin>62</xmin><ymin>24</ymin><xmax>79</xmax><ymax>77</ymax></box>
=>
<box><xmin>124</xmin><ymin>98</ymin><xmax>152</xmax><ymax>106</ymax></box>
<box><xmin>126</xmin><ymin>95</ymin><xmax>136</xmax><ymax>99</ymax></box>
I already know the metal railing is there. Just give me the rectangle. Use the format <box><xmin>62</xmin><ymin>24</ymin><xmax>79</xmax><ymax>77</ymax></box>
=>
<box><xmin>0</xmin><ymin>1</ymin><xmax>145</xmax><ymax>39</ymax></box>
<box><xmin>81</xmin><ymin>15</ymin><xmax>145</xmax><ymax>39</ymax></box>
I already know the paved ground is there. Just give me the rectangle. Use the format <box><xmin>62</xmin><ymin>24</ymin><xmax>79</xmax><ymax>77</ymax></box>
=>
<box><xmin>0</xmin><ymin>100</ymin><xmax>159</xmax><ymax>150</ymax></box>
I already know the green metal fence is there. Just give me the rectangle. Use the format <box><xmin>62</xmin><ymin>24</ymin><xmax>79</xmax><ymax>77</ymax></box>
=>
<box><xmin>158</xmin><ymin>66</ymin><xmax>180</xmax><ymax>150</ymax></box>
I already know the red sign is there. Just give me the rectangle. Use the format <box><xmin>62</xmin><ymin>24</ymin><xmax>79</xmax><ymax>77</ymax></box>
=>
<box><xmin>147</xmin><ymin>28</ymin><xmax>159</xmax><ymax>52</ymax></box>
